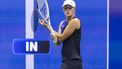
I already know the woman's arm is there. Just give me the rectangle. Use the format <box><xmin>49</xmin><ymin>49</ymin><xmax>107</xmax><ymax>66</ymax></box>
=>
<box><xmin>57</xmin><ymin>18</ymin><xmax>80</xmax><ymax>42</ymax></box>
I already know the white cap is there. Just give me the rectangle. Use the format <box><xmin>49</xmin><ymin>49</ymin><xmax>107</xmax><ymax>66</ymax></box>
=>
<box><xmin>62</xmin><ymin>0</ymin><xmax>76</xmax><ymax>8</ymax></box>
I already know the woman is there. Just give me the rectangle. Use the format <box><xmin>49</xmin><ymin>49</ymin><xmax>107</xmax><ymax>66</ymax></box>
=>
<box><xmin>39</xmin><ymin>0</ymin><xmax>82</xmax><ymax>69</ymax></box>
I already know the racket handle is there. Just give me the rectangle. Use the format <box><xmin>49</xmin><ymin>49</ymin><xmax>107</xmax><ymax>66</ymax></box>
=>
<box><xmin>52</xmin><ymin>37</ymin><xmax>57</xmax><ymax>44</ymax></box>
<box><xmin>51</xmin><ymin>30</ymin><xmax>57</xmax><ymax>44</ymax></box>
<box><xmin>49</xmin><ymin>27</ymin><xmax>57</xmax><ymax>44</ymax></box>
<box><xmin>46</xmin><ymin>20</ymin><xmax>57</xmax><ymax>44</ymax></box>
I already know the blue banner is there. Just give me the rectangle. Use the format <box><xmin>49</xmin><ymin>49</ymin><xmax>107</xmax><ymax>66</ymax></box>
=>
<box><xmin>13</xmin><ymin>39</ymin><xmax>50</xmax><ymax>54</ymax></box>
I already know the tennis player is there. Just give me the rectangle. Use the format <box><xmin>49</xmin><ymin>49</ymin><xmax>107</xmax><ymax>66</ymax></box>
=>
<box><xmin>39</xmin><ymin>0</ymin><xmax>82</xmax><ymax>69</ymax></box>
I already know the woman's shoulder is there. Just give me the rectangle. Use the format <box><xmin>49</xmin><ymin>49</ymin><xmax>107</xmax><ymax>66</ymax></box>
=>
<box><xmin>70</xmin><ymin>18</ymin><xmax>80</xmax><ymax>29</ymax></box>
<box><xmin>72</xmin><ymin>17</ymin><xmax>80</xmax><ymax>22</ymax></box>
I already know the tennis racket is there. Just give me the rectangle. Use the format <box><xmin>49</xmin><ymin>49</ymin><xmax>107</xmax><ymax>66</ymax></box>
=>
<box><xmin>36</xmin><ymin>0</ymin><xmax>57</xmax><ymax>43</ymax></box>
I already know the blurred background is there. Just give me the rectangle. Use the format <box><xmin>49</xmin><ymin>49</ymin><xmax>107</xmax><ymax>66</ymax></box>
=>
<box><xmin>0</xmin><ymin>0</ymin><xmax>107</xmax><ymax>69</ymax></box>
<box><xmin>109</xmin><ymin>0</ymin><xmax>122</xmax><ymax>69</ymax></box>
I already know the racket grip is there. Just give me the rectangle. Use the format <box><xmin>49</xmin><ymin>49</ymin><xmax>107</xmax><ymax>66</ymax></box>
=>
<box><xmin>51</xmin><ymin>32</ymin><xmax>57</xmax><ymax>44</ymax></box>
<box><xmin>48</xmin><ymin>20</ymin><xmax>58</xmax><ymax>44</ymax></box>
<box><xmin>52</xmin><ymin>38</ymin><xmax>57</xmax><ymax>44</ymax></box>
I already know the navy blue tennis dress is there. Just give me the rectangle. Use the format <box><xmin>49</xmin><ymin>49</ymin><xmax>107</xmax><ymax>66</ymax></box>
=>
<box><xmin>60</xmin><ymin>17</ymin><xmax>82</xmax><ymax>69</ymax></box>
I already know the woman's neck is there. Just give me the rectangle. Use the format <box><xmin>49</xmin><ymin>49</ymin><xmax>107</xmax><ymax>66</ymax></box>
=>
<box><xmin>66</xmin><ymin>15</ymin><xmax>74</xmax><ymax>23</ymax></box>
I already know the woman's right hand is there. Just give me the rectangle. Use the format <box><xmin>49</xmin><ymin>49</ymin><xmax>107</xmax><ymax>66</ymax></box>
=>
<box><xmin>39</xmin><ymin>19</ymin><xmax>47</xmax><ymax>27</ymax></box>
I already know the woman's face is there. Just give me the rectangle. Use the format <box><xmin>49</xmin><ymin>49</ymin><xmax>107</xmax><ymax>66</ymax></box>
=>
<box><xmin>63</xmin><ymin>5</ymin><xmax>75</xmax><ymax>17</ymax></box>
